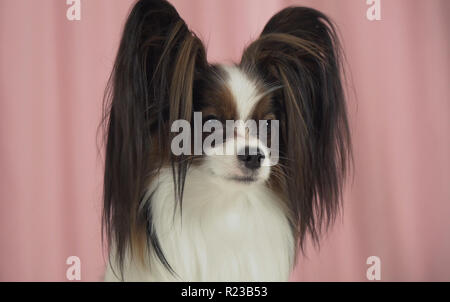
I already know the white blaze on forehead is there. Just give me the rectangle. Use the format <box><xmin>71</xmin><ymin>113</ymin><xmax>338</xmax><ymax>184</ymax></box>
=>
<box><xmin>222</xmin><ymin>65</ymin><xmax>261</xmax><ymax>120</ymax></box>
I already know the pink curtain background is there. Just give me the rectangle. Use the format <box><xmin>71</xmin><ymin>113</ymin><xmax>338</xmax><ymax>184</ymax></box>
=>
<box><xmin>0</xmin><ymin>0</ymin><xmax>449</xmax><ymax>281</ymax></box>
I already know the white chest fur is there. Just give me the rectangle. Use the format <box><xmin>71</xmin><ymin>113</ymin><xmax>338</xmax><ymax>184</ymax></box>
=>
<box><xmin>105</xmin><ymin>168</ymin><xmax>294</xmax><ymax>282</ymax></box>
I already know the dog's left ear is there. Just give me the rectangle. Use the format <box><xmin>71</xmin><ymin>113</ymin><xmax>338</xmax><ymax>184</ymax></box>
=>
<box><xmin>241</xmin><ymin>7</ymin><xmax>351</xmax><ymax>247</ymax></box>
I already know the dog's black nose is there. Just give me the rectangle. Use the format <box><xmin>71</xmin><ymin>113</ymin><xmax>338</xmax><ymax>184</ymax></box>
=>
<box><xmin>237</xmin><ymin>147</ymin><xmax>265</xmax><ymax>170</ymax></box>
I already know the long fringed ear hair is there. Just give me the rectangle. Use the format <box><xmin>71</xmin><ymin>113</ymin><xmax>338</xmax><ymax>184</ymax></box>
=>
<box><xmin>241</xmin><ymin>7</ymin><xmax>352</xmax><ymax>252</ymax></box>
<box><xmin>102</xmin><ymin>0</ymin><xmax>209</xmax><ymax>278</ymax></box>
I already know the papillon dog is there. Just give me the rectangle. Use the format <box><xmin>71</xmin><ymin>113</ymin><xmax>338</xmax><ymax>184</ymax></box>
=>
<box><xmin>102</xmin><ymin>0</ymin><xmax>351</xmax><ymax>281</ymax></box>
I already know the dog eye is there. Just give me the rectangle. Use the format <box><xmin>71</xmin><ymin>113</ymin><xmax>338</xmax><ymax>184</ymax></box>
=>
<box><xmin>203</xmin><ymin>114</ymin><xmax>219</xmax><ymax>122</ymax></box>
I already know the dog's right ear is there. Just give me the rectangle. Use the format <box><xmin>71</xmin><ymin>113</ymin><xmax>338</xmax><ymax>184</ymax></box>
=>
<box><xmin>102</xmin><ymin>0</ymin><xmax>208</xmax><ymax>278</ymax></box>
<box><xmin>111</xmin><ymin>0</ymin><xmax>209</xmax><ymax>128</ymax></box>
